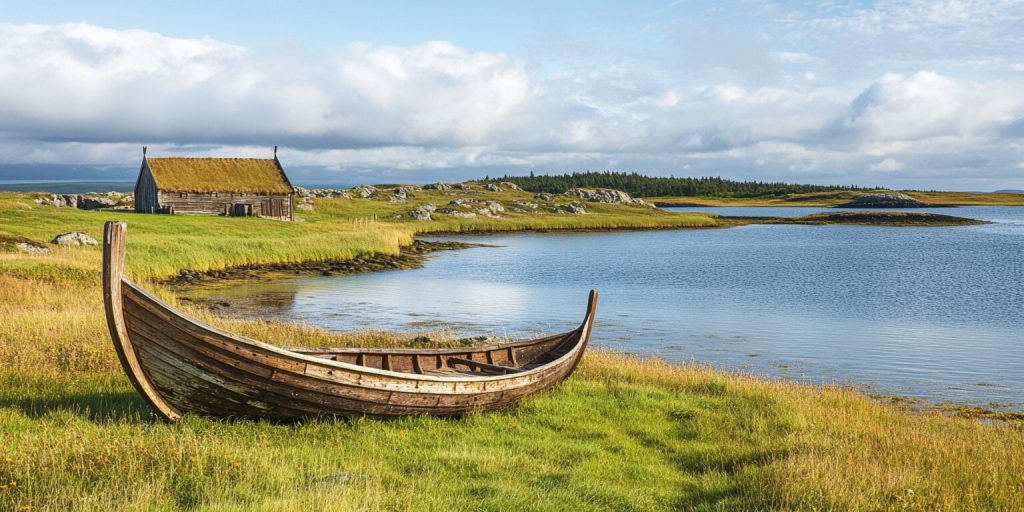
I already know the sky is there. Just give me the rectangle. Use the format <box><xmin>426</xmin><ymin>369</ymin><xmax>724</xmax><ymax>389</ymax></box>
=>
<box><xmin>1</xmin><ymin>1</ymin><xmax>1023</xmax><ymax>189</ymax></box>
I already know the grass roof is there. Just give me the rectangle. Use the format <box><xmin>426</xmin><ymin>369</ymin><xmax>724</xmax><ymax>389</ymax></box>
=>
<box><xmin>146</xmin><ymin>158</ymin><xmax>293</xmax><ymax>194</ymax></box>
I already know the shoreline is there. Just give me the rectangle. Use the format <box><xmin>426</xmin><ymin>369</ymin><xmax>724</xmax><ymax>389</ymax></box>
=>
<box><xmin>166</xmin><ymin>230</ymin><xmax>1021</xmax><ymax>421</ymax></box>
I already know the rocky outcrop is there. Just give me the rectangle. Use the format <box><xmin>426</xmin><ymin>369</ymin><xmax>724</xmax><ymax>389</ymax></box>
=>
<box><xmin>295</xmin><ymin>187</ymin><xmax>352</xmax><ymax>200</ymax></box>
<box><xmin>77</xmin><ymin>196</ymin><xmax>117</xmax><ymax>210</ymax></box>
<box><xmin>484</xmin><ymin>201</ymin><xmax>504</xmax><ymax>215</ymax></box>
<box><xmin>351</xmin><ymin>185</ymin><xmax>378</xmax><ymax>199</ymax></box>
<box><xmin>499</xmin><ymin>182</ymin><xmax>521</xmax><ymax>191</ymax></box>
<box><xmin>484</xmin><ymin>183</ymin><xmax>502</xmax><ymax>192</ymax></box>
<box><xmin>424</xmin><ymin>182</ymin><xmax>453</xmax><ymax>191</ymax></box>
<box><xmin>438</xmin><ymin>208</ymin><xmax>477</xmax><ymax>218</ymax></box>
<box><xmin>409</xmin><ymin>204</ymin><xmax>437</xmax><ymax>221</ymax></box>
<box><xmin>564</xmin><ymin>188</ymin><xmax>651</xmax><ymax>207</ymax></box>
<box><xmin>534</xmin><ymin>193</ymin><xmax>553</xmax><ymax>201</ymax></box>
<box><xmin>452</xmin><ymin>182</ymin><xmax>472</xmax><ymax>190</ymax></box>
<box><xmin>838</xmin><ymin>192</ymin><xmax>930</xmax><ymax>208</ymax></box>
<box><xmin>34</xmin><ymin>193</ymin><xmax>78</xmax><ymax>208</ymax></box>
<box><xmin>555</xmin><ymin>202</ymin><xmax>587</xmax><ymax>215</ymax></box>
<box><xmin>52</xmin><ymin>231</ymin><xmax>98</xmax><ymax>246</ymax></box>
<box><xmin>16</xmin><ymin>242</ymin><xmax>49</xmax><ymax>254</ymax></box>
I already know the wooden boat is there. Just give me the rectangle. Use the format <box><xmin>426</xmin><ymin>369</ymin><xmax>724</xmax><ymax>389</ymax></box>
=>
<box><xmin>102</xmin><ymin>221</ymin><xmax>597</xmax><ymax>422</ymax></box>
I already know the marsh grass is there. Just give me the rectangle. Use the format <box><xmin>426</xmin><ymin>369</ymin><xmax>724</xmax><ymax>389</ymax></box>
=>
<box><xmin>2</xmin><ymin>190</ymin><xmax>1023</xmax><ymax>510</ymax></box>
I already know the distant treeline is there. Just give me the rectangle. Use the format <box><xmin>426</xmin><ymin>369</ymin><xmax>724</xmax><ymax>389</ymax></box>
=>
<box><xmin>482</xmin><ymin>172</ymin><xmax>870</xmax><ymax>198</ymax></box>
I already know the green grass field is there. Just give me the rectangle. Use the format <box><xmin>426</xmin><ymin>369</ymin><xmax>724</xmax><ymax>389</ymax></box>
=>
<box><xmin>2</xmin><ymin>189</ymin><xmax>1023</xmax><ymax>511</ymax></box>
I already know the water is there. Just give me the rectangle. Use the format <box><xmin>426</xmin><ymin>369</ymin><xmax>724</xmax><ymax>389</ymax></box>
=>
<box><xmin>180</xmin><ymin>206</ymin><xmax>1024</xmax><ymax>408</ymax></box>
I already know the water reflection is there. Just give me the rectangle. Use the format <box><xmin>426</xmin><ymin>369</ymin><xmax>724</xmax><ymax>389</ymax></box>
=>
<box><xmin>179</xmin><ymin>206</ymin><xmax>1024</xmax><ymax>408</ymax></box>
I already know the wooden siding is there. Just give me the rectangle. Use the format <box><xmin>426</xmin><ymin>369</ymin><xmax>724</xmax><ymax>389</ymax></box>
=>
<box><xmin>133</xmin><ymin>161</ymin><xmax>161</xmax><ymax>213</ymax></box>
<box><xmin>156</xmin><ymin>191</ymin><xmax>293</xmax><ymax>220</ymax></box>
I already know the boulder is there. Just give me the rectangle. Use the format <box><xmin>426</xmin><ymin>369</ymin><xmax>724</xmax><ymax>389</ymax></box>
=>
<box><xmin>15</xmin><ymin>242</ymin><xmax>49</xmax><ymax>254</ymax></box>
<box><xmin>838</xmin><ymin>192</ymin><xmax>930</xmax><ymax>208</ymax></box>
<box><xmin>484</xmin><ymin>183</ymin><xmax>503</xmax><ymax>192</ymax></box>
<box><xmin>564</xmin><ymin>188</ymin><xmax>651</xmax><ymax>207</ymax></box>
<box><xmin>409</xmin><ymin>204</ymin><xmax>437</xmax><ymax>221</ymax></box>
<box><xmin>512</xmin><ymin>201</ymin><xmax>539</xmax><ymax>209</ymax></box>
<box><xmin>499</xmin><ymin>182</ymin><xmax>521</xmax><ymax>191</ymax></box>
<box><xmin>424</xmin><ymin>182</ymin><xmax>453</xmax><ymax>191</ymax></box>
<box><xmin>35</xmin><ymin>193</ymin><xmax>79</xmax><ymax>207</ymax></box>
<box><xmin>453</xmin><ymin>182</ymin><xmax>472</xmax><ymax>190</ymax></box>
<box><xmin>52</xmin><ymin>231</ymin><xmax>98</xmax><ymax>246</ymax></box>
<box><xmin>449</xmin><ymin>198</ymin><xmax>478</xmax><ymax>207</ymax></box>
<box><xmin>351</xmin><ymin>185</ymin><xmax>378</xmax><ymax>198</ymax></box>
<box><xmin>438</xmin><ymin>208</ymin><xmax>477</xmax><ymax>218</ymax></box>
<box><xmin>485</xmin><ymin>201</ymin><xmax>505</xmax><ymax>214</ymax></box>
<box><xmin>534</xmin><ymin>193</ymin><xmax>553</xmax><ymax>201</ymax></box>
<box><xmin>562</xmin><ymin>202</ymin><xmax>587</xmax><ymax>215</ymax></box>
<box><xmin>77</xmin><ymin>196</ymin><xmax>117</xmax><ymax>210</ymax></box>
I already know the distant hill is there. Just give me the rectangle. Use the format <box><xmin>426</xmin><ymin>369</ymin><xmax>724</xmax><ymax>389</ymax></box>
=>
<box><xmin>995</xmin><ymin>189</ymin><xmax>1024</xmax><ymax>194</ymax></box>
<box><xmin>482</xmin><ymin>171</ymin><xmax>870</xmax><ymax>198</ymax></box>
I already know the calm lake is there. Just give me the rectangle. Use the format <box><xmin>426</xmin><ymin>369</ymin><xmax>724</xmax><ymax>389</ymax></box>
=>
<box><xmin>181</xmin><ymin>206</ymin><xmax>1024</xmax><ymax>408</ymax></box>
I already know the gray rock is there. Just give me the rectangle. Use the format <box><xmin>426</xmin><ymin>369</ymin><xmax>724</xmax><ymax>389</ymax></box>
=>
<box><xmin>512</xmin><ymin>201</ymin><xmax>539</xmax><ymax>209</ymax></box>
<box><xmin>485</xmin><ymin>201</ymin><xmax>505</xmax><ymax>214</ymax></box>
<box><xmin>562</xmin><ymin>202</ymin><xmax>587</xmax><ymax>215</ymax></box>
<box><xmin>77</xmin><ymin>196</ymin><xmax>117</xmax><ymax>210</ymax></box>
<box><xmin>438</xmin><ymin>208</ymin><xmax>477</xmax><ymax>218</ymax></box>
<box><xmin>351</xmin><ymin>185</ymin><xmax>378</xmax><ymax>198</ymax></box>
<box><xmin>388</xmin><ymin>188</ymin><xmax>408</xmax><ymax>203</ymax></box>
<box><xmin>564</xmin><ymin>187</ymin><xmax>651</xmax><ymax>207</ymax></box>
<box><xmin>449</xmin><ymin>198</ymin><xmax>478</xmax><ymax>207</ymax></box>
<box><xmin>499</xmin><ymin>182</ymin><xmax>522</xmax><ymax>191</ymax></box>
<box><xmin>453</xmin><ymin>182</ymin><xmax>472</xmax><ymax>190</ymax></box>
<box><xmin>409</xmin><ymin>204</ymin><xmax>437</xmax><ymax>221</ymax></box>
<box><xmin>16</xmin><ymin>242</ymin><xmax>49</xmax><ymax>254</ymax></box>
<box><xmin>838</xmin><ymin>192</ymin><xmax>930</xmax><ymax>208</ymax></box>
<box><xmin>534</xmin><ymin>193</ymin><xmax>553</xmax><ymax>201</ymax></box>
<box><xmin>484</xmin><ymin>183</ymin><xmax>503</xmax><ymax>192</ymax></box>
<box><xmin>298</xmin><ymin>187</ymin><xmax>353</xmax><ymax>199</ymax></box>
<box><xmin>424</xmin><ymin>182</ymin><xmax>453</xmax><ymax>191</ymax></box>
<box><xmin>52</xmin><ymin>231</ymin><xmax>98</xmax><ymax>246</ymax></box>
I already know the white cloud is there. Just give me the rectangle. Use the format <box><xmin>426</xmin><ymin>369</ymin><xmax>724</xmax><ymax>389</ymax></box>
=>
<box><xmin>870</xmin><ymin>157</ymin><xmax>905</xmax><ymax>172</ymax></box>
<box><xmin>833</xmin><ymin>70</ymin><xmax>1024</xmax><ymax>142</ymax></box>
<box><xmin>0</xmin><ymin>21</ymin><xmax>1022</xmax><ymax>188</ymax></box>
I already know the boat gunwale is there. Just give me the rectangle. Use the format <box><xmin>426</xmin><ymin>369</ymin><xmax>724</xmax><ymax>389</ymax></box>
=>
<box><xmin>121</xmin><ymin>269</ymin><xmax>596</xmax><ymax>385</ymax></box>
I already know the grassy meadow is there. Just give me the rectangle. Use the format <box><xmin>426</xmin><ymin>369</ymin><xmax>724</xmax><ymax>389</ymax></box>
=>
<box><xmin>2</xmin><ymin>188</ymin><xmax>1023</xmax><ymax>510</ymax></box>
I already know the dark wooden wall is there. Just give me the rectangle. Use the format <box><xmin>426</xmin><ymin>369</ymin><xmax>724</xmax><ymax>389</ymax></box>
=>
<box><xmin>157</xmin><ymin>191</ymin><xmax>293</xmax><ymax>221</ymax></box>
<box><xmin>133</xmin><ymin>162</ymin><xmax>160</xmax><ymax>213</ymax></box>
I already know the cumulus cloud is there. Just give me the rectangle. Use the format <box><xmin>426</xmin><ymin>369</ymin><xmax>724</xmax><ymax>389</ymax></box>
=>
<box><xmin>0</xmin><ymin>20</ymin><xmax>1022</xmax><ymax>188</ymax></box>
<box><xmin>0</xmin><ymin>23</ymin><xmax>532</xmax><ymax>148</ymax></box>
<box><xmin>870</xmin><ymin>158</ymin><xmax>905</xmax><ymax>172</ymax></box>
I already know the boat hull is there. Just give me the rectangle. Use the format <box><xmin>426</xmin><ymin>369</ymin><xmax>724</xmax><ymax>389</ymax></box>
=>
<box><xmin>103</xmin><ymin>221</ymin><xmax>597</xmax><ymax>422</ymax></box>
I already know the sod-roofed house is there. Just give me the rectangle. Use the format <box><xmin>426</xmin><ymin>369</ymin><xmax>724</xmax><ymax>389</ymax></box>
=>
<box><xmin>134</xmin><ymin>148</ymin><xmax>295</xmax><ymax>220</ymax></box>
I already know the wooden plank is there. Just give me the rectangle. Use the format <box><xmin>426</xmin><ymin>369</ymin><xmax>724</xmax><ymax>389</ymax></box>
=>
<box><xmin>103</xmin><ymin>222</ymin><xmax>182</xmax><ymax>422</ymax></box>
<box><xmin>447</xmin><ymin>357</ymin><xmax>524</xmax><ymax>375</ymax></box>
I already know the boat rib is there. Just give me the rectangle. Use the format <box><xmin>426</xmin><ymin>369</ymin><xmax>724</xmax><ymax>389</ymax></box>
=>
<box><xmin>102</xmin><ymin>221</ymin><xmax>597</xmax><ymax>422</ymax></box>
